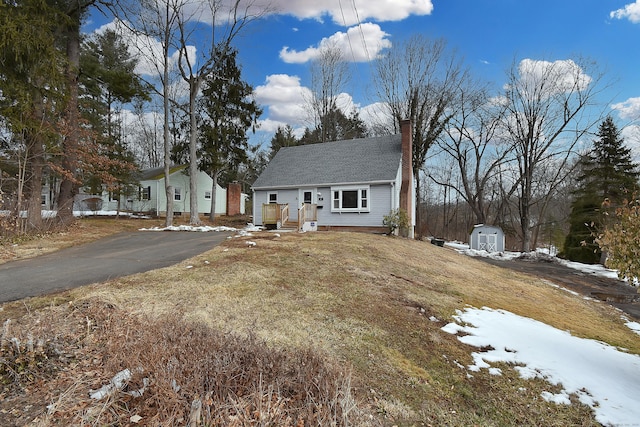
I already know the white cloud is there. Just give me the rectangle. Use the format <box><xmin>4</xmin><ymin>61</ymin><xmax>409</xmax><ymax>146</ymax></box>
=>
<box><xmin>612</xmin><ymin>97</ymin><xmax>640</xmax><ymax>120</ymax></box>
<box><xmin>253</xmin><ymin>74</ymin><xmax>311</xmax><ymax>127</ymax></box>
<box><xmin>517</xmin><ymin>59</ymin><xmax>592</xmax><ymax>95</ymax></box>
<box><xmin>610</xmin><ymin>1</ymin><xmax>640</xmax><ymax>23</ymax></box>
<box><xmin>280</xmin><ymin>23</ymin><xmax>391</xmax><ymax>63</ymax></box>
<box><xmin>269</xmin><ymin>0</ymin><xmax>433</xmax><ymax>26</ymax></box>
<box><xmin>621</xmin><ymin>125</ymin><xmax>640</xmax><ymax>162</ymax></box>
<box><xmin>253</xmin><ymin>74</ymin><xmax>373</xmax><ymax>139</ymax></box>
<box><xmin>93</xmin><ymin>20</ymin><xmax>196</xmax><ymax>79</ymax></box>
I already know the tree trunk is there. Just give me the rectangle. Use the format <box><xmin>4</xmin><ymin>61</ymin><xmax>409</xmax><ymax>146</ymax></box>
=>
<box><xmin>209</xmin><ymin>170</ymin><xmax>219</xmax><ymax>223</ymax></box>
<box><xmin>188</xmin><ymin>77</ymin><xmax>201</xmax><ymax>225</ymax></box>
<box><xmin>26</xmin><ymin>89</ymin><xmax>45</xmax><ymax>231</ymax></box>
<box><xmin>162</xmin><ymin>20</ymin><xmax>173</xmax><ymax>227</ymax></box>
<box><xmin>414</xmin><ymin>166</ymin><xmax>422</xmax><ymax>239</ymax></box>
<box><xmin>57</xmin><ymin>12</ymin><xmax>81</xmax><ymax>225</ymax></box>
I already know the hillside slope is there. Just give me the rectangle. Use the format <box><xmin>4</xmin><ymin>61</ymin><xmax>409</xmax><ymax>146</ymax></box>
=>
<box><xmin>2</xmin><ymin>230</ymin><xmax>638</xmax><ymax>426</ymax></box>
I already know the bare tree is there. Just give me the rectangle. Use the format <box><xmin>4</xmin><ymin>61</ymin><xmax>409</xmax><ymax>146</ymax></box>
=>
<box><xmin>307</xmin><ymin>43</ymin><xmax>351</xmax><ymax>143</ymax></box>
<box><xmin>433</xmin><ymin>82</ymin><xmax>513</xmax><ymax>225</ymax></box>
<box><xmin>174</xmin><ymin>0</ymin><xmax>266</xmax><ymax>225</ymax></box>
<box><xmin>112</xmin><ymin>0</ymin><xmax>184</xmax><ymax>226</ymax></box>
<box><xmin>500</xmin><ymin>58</ymin><xmax>607</xmax><ymax>251</ymax></box>
<box><xmin>373</xmin><ymin>35</ymin><xmax>468</xmax><ymax>238</ymax></box>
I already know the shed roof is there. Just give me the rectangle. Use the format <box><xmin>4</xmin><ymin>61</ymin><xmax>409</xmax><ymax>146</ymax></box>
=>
<box><xmin>252</xmin><ymin>134</ymin><xmax>403</xmax><ymax>189</ymax></box>
<box><xmin>471</xmin><ymin>224</ymin><xmax>504</xmax><ymax>233</ymax></box>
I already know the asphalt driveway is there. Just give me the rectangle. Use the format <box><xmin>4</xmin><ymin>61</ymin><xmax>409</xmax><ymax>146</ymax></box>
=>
<box><xmin>0</xmin><ymin>231</ymin><xmax>231</xmax><ymax>303</ymax></box>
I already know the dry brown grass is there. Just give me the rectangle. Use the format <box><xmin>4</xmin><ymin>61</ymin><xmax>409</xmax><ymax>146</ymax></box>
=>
<box><xmin>2</xmin><ymin>227</ymin><xmax>638</xmax><ymax>426</ymax></box>
<box><xmin>0</xmin><ymin>218</ymin><xmax>152</xmax><ymax>265</ymax></box>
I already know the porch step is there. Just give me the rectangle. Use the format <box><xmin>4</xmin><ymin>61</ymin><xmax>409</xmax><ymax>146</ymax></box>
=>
<box><xmin>280</xmin><ymin>220</ymin><xmax>299</xmax><ymax>231</ymax></box>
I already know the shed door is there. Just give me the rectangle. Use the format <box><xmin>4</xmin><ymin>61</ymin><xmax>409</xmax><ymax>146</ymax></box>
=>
<box><xmin>479</xmin><ymin>234</ymin><xmax>487</xmax><ymax>251</ymax></box>
<box><xmin>486</xmin><ymin>234</ymin><xmax>497</xmax><ymax>252</ymax></box>
<box><xmin>478</xmin><ymin>234</ymin><xmax>497</xmax><ymax>252</ymax></box>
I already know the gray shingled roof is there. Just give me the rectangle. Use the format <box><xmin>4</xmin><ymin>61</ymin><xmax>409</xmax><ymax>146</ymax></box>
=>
<box><xmin>252</xmin><ymin>134</ymin><xmax>402</xmax><ymax>189</ymax></box>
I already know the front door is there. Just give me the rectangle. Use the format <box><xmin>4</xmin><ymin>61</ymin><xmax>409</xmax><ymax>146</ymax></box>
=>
<box><xmin>303</xmin><ymin>191</ymin><xmax>313</xmax><ymax>204</ymax></box>
<box><xmin>299</xmin><ymin>189</ymin><xmax>316</xmax><ymax>206</ymax></box>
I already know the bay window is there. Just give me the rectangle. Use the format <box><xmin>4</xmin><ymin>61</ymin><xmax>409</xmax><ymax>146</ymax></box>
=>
<box><xmin>331</xmin><ymin>186</ymin><xmax>370</xmax><ymax>212</ymax></box>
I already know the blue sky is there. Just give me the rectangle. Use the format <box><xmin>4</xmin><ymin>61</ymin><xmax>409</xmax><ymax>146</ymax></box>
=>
<box><xmin>88</xmin><ymin>0</ymin><xmax>640</xmax><ymax>150</ymax></box>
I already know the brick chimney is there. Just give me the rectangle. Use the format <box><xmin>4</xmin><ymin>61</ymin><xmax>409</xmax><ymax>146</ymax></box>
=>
<box><xmin>399</xmin><ymin>120</ymin><xmax>414</xmax><ymax>238</ymax></box>
<box><xmin>226</xmin><ymin>182</ymin><xmax>242</xmax><ymax>216</ymax></box>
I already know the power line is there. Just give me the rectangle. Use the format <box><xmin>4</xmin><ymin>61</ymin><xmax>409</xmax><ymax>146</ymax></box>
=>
<box><xmin>337</xmin><ymin>0</ymin><xmax>358</xmax><ymax>63</ymax></box>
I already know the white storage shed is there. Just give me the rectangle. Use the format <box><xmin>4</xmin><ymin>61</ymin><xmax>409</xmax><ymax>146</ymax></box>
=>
<box><xmin>469</xmin><ymin>224</ymin><xmax>505</xmax><ymax>252</ymax></box>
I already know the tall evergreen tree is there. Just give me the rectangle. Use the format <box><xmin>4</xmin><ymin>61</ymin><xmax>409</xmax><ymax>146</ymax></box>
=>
<box><xmin>173</xmin><ymin>46</ymin><xmax>261</xmax><ymax>222</ymax></box>
<box><xmin>562</xmin><ymin>116</ymin><xmax>639</xmax><ymax>263</ymax></box>
<box><xmin>0</xmin><ymin>0</ymin><xmax>65</xmax><ymax>231</ymax></box>
<box><xmin>298</xmin><ymin>107</ymin><xmax>367</xmax><ymax>145</ymax></box>
<box><xmin>79</xmin><ymin>29</ymin><xmax>149</xmax><ymax>213</ymax></box>
<box><xmin>268</xmin><ymin>125</ymin><xmax>298</xmax><ymax>160</ymax></box>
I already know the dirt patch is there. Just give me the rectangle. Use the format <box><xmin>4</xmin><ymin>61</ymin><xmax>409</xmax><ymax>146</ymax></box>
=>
<box><xmin>475</xmin><ymin>255</ymin><xmax>640</xmax><ymax>320</ymax></box>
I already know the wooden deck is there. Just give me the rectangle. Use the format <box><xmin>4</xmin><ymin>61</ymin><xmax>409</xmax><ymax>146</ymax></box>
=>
<box><xmin>262</xmin><ymin>203</ymin><xmax>317</xmax><ymax>231</ymax></box>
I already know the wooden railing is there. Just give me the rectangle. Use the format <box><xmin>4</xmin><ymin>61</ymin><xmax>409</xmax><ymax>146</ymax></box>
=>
<box><xmin>298</xmin><ymin>203</ymin><xmax>318</xmax><ymax>231</ymax></box>
<box><xmin>263</xmin><ymin>203</ymin><xmax>317</xmax><ymax>229</ymax></box>
<box><xmin>298</xmin><ymin>204</ymin><xmax>305</xmax><ymax>231</ymax></box>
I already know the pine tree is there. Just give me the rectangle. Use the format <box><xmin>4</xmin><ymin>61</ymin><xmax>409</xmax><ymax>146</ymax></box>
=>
<box><xmin>268</xmin><ymin>125</ymin><xmax>298</xmax><ymax>160</ymax></box>
<box><xmin>173</xmin><ymin>46</ymin><xmax>261</xmax><ymax>222</ymax></box>
<box><xmin>562</xmin><ymin>116</ymin><xmax>639</xmax><ymax>263</ymax></box>
<box><xmin>298</xmin><ymin>107</ymin><xmax>367</xmax><ymax>145</ymax></box>
<box><xmin>79</xmin><ymin>29</ymin><xmax>150</xmax><ymax>215</ymax></box>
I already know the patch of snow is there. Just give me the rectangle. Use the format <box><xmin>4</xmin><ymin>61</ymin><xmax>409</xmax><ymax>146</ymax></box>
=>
<box><xmin>455</xmin><ymin>244</ymin><xmax>629</xmax><ymax>283</ymax></box>
<box><xmin>541</xmin><ymin>391</ymin><xmax>572</xmax><ymax>405</ymax></box>
<box><xmin>444</xmin><ymin>241</ymin><xmax>469</xmax><ymax>251</ymax></box>
<box><xmin>140</xmin><ymin>225</ymin><xmax>238</xmax><ymax>232</ymax></box>
<box><xmin>442</xmin><ymin>306</ymin><xmax>640</xmax><ymax>427</ymax></box>
<box><xmin>624</xmin><ymin>320</ymin><xmax>640</xmax><ymax>336</ymax></box>
<box><xmin>246</xmin><ymin>241</ymin><xmax>256</xmax><ymax>247</ymax></box>
<box><xmin>540</xmin><ymin>280</ymin><xmax>581</xmax><ymax>297</ymax></box>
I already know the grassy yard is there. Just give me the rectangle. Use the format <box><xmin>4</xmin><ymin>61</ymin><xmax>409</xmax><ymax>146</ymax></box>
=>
<box><xmin>1</xmin><ymin>219</ymin><xmax>638</xmax><ymax>426</ymax></box>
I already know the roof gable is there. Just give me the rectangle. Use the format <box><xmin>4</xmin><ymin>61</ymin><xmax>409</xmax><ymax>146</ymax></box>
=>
<box><xmin>139</xmin><ymin>165</ymin><xmax>188</xmax><ymax>181</ymax></box>
<box><xmin>253</xmin><ymin>134</ymin><xmax>403</xmax><ymax>189</ymax></box>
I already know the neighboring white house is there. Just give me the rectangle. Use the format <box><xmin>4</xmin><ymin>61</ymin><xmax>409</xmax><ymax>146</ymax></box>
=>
<box><xmin>71</xmin><ymin>165</ymin><xmax>247</xmax><ymax>217</ymax></box>
<box><xmin>469</xmin><ymin>224</ymin><xmax>505</xmax><ymax>252</ymax></box>
<box><xmin>252</xmin><ymin>120</ymin><xmax>415</xmax><ymax>237</ymax></box>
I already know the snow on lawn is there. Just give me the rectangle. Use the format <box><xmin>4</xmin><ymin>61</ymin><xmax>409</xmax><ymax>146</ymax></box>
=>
<box><xmin>139</xmin><ymin>223</ymin><xmax>263</xmax><ymax>234</ymax></box>
<box><xmin>442</xmin><ymin>306</ymin><xmax>640</xmax><ymax>427</ymax></box>
<box><xmin>448</xmin><ymin>241</ymin><xmax>621</xmax><ymax>280</ymax></box>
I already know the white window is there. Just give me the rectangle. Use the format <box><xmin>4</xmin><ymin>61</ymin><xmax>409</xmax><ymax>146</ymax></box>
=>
<box><xmin>204</xmin><ymin>191</ymin><xmax>211</xmax><ymax>200</ymax></box>
<box><xmin>331</xmin><ymin>186</ymin><xmax>370</xmax><ymax>212</ymax></box>
<box><xmin>41</xmin><ymin>194</ymin><xmax>47</xmax><ymax>206</ymax></box>
<box><xmin>268</xmin><ymin>192</ymin><xmax>277</xmax><ymax>204</ymax></box>
<box><xmin>140</xmin><ymin>186</ymin><xmax>151</xmax><ymax>201</ymax></box>
<box><xmin>174</xmin><ymin>187</ymin><xmax>182</xmax><ymax>201</ymax></box>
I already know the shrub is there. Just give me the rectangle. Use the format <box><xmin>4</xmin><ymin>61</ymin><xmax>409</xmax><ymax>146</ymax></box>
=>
<box><xmin>383</xmin><ymin>209</ymin><xmax>410</xmax><ymax>236</ymax></box>
<box><xmin>597</xmin><ymin>197</ymin><xmax>640</xmax><ymax>284</ymax></box>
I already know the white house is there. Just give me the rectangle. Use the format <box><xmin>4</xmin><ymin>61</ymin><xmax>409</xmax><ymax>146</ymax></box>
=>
<box><xmin>252</xmin><ymin>120</ymin><xmax>415</xmax><ymax>237</ymax></box>
<box><xmin>469</xmin><ymin>224</ymin><xmax>505</xmax><ymax>252</ymax></box>
<box><xmin>72</xmin><ymin>165</ymin><xmax>246</xmax><ymax>217</ymax></box>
